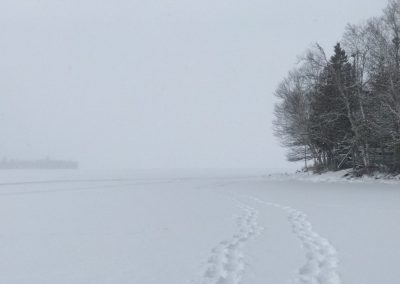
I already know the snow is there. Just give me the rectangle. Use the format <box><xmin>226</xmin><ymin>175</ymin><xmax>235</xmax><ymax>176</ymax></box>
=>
<box><xmin>268</xmin><ymin>168</ymin><xmax>400</xmax><ymax>184</ymax></box>
<box><xmin>0</xmin><ymin>169</ymin><xmax>400</xmax><ymax>283</ymax></box>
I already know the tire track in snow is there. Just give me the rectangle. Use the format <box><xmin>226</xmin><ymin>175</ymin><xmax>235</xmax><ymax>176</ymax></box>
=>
<box><xmin>250</xmin><ymin>197</ymin><xmax>341</xmax><ymax>284</ymax></box>
<box><xmin>198</xmin><ymin>201</ymin><xmax>263</xmax><ymax>284</ymax></box>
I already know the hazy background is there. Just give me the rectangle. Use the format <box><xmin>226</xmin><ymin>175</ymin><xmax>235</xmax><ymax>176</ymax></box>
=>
<box><xmin>0</xmin><ymin>0</ymin><xmax>387</xmax><ymax>170</ymax></box>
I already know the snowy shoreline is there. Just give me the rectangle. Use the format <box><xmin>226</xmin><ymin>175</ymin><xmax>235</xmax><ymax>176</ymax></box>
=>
<box><xmin>267</xmin><ymin>169</ymin><xmax>400</xmax><ymax>185</ymax></box>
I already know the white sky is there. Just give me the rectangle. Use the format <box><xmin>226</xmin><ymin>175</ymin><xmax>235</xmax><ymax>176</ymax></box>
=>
<box><xmin>0</xmin><ymin>0</ymin><xmax>388</xmax><ymax>170</ymax></box>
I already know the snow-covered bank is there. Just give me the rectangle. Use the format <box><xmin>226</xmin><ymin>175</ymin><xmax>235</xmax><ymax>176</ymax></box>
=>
<box><xmin>267</xmin><ymin>168</ymin><xmax>400</xmax><ymax>184</ymax></box>
<box><xmin>0</xmin><ymin>170</ymin><xmax>399</xmax><ymax>283</ymax></box>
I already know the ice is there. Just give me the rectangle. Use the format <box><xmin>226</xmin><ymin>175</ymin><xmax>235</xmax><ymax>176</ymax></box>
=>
<box><xmin>0</xmin><ymin>169</ymin><xmax>399</xmax><ymax>284</ymax></box>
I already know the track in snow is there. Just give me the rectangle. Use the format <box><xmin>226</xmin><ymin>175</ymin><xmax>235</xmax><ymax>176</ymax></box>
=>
<box><xmin>250</xmin><ymin>197</ymin><xmax>341</xmax><ymax>284</ymax></box>
<box><xmin>198</xmin><ymin>201</ymin><xmax>263</xmax><ymax>284</ymax></box>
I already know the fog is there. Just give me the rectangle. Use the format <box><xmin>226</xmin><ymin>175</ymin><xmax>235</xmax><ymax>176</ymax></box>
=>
<box><xmin>0</xmin><ymin>0</ymin><xmax>386</xmax><ymax>170</ymax></box>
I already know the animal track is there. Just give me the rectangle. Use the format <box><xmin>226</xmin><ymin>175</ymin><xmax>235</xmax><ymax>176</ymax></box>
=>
<box><xmin>250</xmin><ymin>197</ymin><xmax>341</xmax><ymax>284</ymax></box>
<box><xmin>199</xmin><ymin>202</ymin><xmax>263</xmax><ymax>284</ymax></box>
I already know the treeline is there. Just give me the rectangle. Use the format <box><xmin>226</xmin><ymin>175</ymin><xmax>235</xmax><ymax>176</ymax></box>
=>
<box><xmin>0</xmin><ymin>158</ymin><xmax>79</xmax><ymax>170</ymax></box>
<box><xmin>274</xmin><ymin>0</ymin><xmax>400</xmax><ymax>174</ymax></box>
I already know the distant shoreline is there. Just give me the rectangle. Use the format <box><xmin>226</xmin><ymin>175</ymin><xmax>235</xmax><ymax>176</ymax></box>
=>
<box><xmin>0</xmin><ymin>159</ymin><xmax>79</xmax><ymax>170</ymax></box>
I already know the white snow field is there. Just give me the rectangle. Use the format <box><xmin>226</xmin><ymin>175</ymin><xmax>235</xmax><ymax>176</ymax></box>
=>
<box><xmin>0</xmin><ymin>169</ymin><xmax>400</xmax><ymax>284</ymax></box>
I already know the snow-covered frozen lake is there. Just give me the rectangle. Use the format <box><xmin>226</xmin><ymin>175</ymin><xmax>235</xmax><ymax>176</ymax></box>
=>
<box><xmin>1</xmin><ymin>169</ymin><xmax>399</xmax><ymax>284</ymax></box>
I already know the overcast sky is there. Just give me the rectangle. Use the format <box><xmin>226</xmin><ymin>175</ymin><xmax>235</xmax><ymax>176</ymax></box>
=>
<box><xmin>0</xmin><ymin>0</ymin><xmax>388</xmax><ymax>170</ymax></box>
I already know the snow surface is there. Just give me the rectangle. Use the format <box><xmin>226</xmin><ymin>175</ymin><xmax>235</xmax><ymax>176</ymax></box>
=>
<box><xmin>1</xmin><ymin>169</ymin><xmax>400</xmax><ymax>284</ymax></box>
